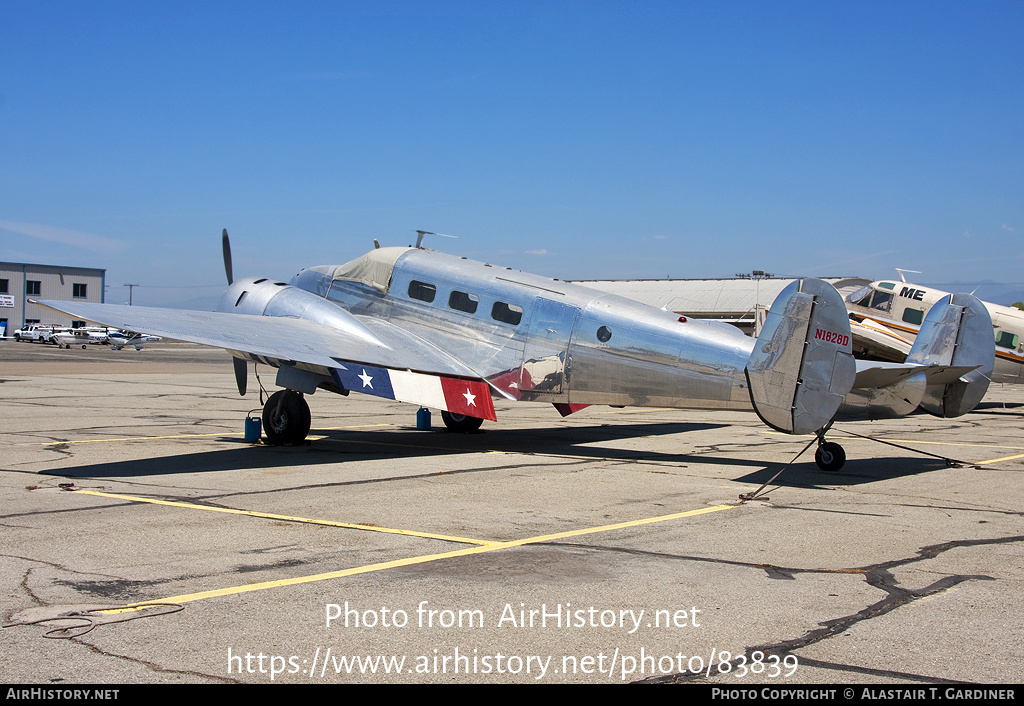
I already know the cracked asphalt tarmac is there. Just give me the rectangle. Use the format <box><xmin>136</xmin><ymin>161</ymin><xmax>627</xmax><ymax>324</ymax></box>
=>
<box><xmin>1</xmin><ymin>342</ymin><xmax>1022</xmax><ymax>684</ymax></box>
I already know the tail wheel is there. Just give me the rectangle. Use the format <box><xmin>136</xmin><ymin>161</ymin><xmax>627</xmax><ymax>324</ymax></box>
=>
<box><xmin>815</xmin><ymin>441</ymin><xmax>846</xmax><ymax>472</ymax></box>
<box><xmin>262</xmin><ymin>390</ymin><xmax>311</xmax><ymax>445</ymax></box>
<box><xmin>440</xmin><ymin>410</ymin><xmax>483</xmax><ymax>433</ymax></box>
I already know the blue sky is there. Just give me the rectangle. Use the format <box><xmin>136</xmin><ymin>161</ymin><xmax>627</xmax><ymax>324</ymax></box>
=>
<box><xmin>1</xmin><ymin>1</ymin><xmax>1022</xmax><ymax>307</ymax></box>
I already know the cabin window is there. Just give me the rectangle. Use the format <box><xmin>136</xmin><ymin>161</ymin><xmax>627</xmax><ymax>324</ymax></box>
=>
<box><xmin>491</xmin><ymin>301</ymin><xmax>523</xmax><ymax>326</ymax></box>
<box><xmin>596</xmin><ymin>326</ymin><xmax>612</xmax><ymax>342</ymax></box>
<box><xmin>878</xmin><ymin>282</ymin><xmax>896</xmax><ymax>290</ymax></box>
<box><xmin>869</xmin><ymin>291</ymin><xmax>893</xmax><ymax>313</ymax></box>
<box><xmin>996</xmin><ymin>331</ymin><xmax>1019</xmax><ymax>349</ymax></box>
<box><xmin>73</xmin><ymin>283</ymin><xmax>87</xmax><ymax>298</ymax></box>
<box><xmin>448</xmin><ymin>290</ymin><xmax>478</xmax><ymax>314</ymax></box>
<box><xmin>902</xmin><ymin>309</ymin><xmax>924</xmax><ymax>326</ymax></box>
<box><xmin>72</xmin><ymin>320</ymin><xmax>87</xmax><ymax>329</ymax></box>
<box><xmin>26</xmin><ymin>280</ymin><xmax>41</xmax><ymax>296</ymax></box>
<box><xmin>408</xmin><ymin>280</ymin><xmax>436</xmax><ymax>303</ymax></box>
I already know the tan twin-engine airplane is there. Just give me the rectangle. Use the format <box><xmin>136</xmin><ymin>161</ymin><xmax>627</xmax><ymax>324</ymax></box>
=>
<box><xmin>37</xmin><ymin>230</ymin><xmax>995</xmax><ymax>472</ymax></box>
<box><xmin>846</xmin><ymin>274</ymin><xmax>1024</xmax><ymax>384</ymax></box>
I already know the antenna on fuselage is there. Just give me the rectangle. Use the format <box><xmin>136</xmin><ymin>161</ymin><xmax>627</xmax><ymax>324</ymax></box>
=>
<box><xmin>414</xmin><ymin>230</ymin><xmax>459</xmax><ymax>249</ymax></box>
<box><xmin>895</xmin><ymin>268</ymin><xmax>921</xmax><ymax>283</ymax></box>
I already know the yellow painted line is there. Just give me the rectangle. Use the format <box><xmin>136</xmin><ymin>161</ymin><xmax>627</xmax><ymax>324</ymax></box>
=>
<box><xmin>107</xmin><ymin>503</ymin><xmax>739</xmax><ymax>608</ymax></box>
<box><xmin>765</xmin><ymin>431</ymin><xmax>1024</xmax><ymax>466</ymax></box>
<box><xmin>874</xmin><ymin>438</ymin><xmax>1024</xmax><ymax>451</ymax></box>
<box><xmin>41</xmin><ymin>424</ymin><xmax>390</xmax><ymax>446</ymax></box>
<box><xmin>75</xmin><ymin>490</ymin><xmax>491</xmax><ymax>546</ymax></box>
<box><xmin>975</xmin><ymin>453</ymin><xmax>1024</xmax><ymax>466</ymax></box>
<box><xmin>310</xmin><ymin>424</ymin><xmax>392</xmax><ymax>431</ymax></box>
<box><xmin>603</xmin><ymin>407</ymin><xmax>673</xmax><ymax>414</ymax></box>
<box><xmin>765</xmin><ymin>431</ymin><xmax>1024</xmax><ymax>452</ymax></box>
<box><xmin>46</xmin><ymin>432</ymin><xmax>229</xmax><ymax>444</ymax></box>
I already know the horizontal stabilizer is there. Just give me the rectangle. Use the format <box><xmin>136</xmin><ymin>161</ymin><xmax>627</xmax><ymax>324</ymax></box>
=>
<box><xmin>745</xmin><ymin>279</ymin><xmax>856</xmax><ymax>434</ymax></box>
<box><xmin>840</xmin><ymin>360</ymin><xmax>981</xmax><ymax>420</ymax></box>
<box><xmin>853</xmin><ymin>363</ymin><xmax>980</xmax><ymax>389</ymax></box>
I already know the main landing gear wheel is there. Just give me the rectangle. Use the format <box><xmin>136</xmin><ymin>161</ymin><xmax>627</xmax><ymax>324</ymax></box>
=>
<box><xmin>815</xmin><ymin>440</ymin><xmax>846</xmax><ymax>472</ymax></box>
<box><xmin>262</xmin><ymin>390</ymin><xmax>311</xmax><ymax>445</ymax></box>
<box><xmin>440</xmin><ymin>410</ymin><xmax>483</xmax><ymax>433</ymax></box>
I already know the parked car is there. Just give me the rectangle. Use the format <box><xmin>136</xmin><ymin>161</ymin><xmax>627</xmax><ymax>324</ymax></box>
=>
<box><xmin>12</xmin><ymin>324</ymin><xmax>65</xmax><ymax>343</ymax></box>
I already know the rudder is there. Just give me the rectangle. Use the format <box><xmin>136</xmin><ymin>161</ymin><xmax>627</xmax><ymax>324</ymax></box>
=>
<box><xmin>745</xmin><ymin>279</ymin><xmax>856</xmax><ymax>435</ymax></box>
<box><xmin>906</xmin><ymin>293</ymin><xmax>994</xmax><ymax>417</ymax></box>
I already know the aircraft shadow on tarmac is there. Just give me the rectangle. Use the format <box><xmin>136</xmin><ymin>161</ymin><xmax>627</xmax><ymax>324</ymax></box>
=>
<box><xmin>42</xmin><ymin>419</ymin><xmax>956</xmax><ymax>489</ymax></box>
<box><xmin>730</xmin><ymin>456</ymin><xmax>955</xmax><ymax>490</ymax></box>
<box><xmin>969</xmin><ymin>401</ymin><xmax>1024</xmax><ymax>414</ymax></box>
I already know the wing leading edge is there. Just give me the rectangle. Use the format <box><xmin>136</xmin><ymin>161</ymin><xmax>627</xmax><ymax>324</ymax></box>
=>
<box><xmin>32</xmin><ymin>299</ymin><xmax>497</xmax><ymax>420</ymax></box>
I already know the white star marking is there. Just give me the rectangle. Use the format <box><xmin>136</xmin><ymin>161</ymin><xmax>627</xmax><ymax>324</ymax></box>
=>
<box><xmin>358</xmin><ymin>369</ymin><xmax>373</xmax><ymax>388</ymax></box>
<box><xmin>463</xmin><ymin>389</ymin><xmax>476</xmax><ymax>407</ymax></box>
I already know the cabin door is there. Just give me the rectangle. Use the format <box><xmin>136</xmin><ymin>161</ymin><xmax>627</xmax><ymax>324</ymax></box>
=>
<box><xmin>520</xmin><ymin>298</ymin><xmax>580</xmax><ymax>395</ymax></box>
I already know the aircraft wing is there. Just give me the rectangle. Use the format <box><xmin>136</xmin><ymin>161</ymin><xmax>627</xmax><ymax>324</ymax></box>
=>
<box><xmin>849</xmin><ymin>317</ymin><xmax>913</xmax><ymax>362</ymax></box>
<box><xmin>33</xmin><ymin>300</ymin><xmax>481</xmax><ymax>379</ymax></box>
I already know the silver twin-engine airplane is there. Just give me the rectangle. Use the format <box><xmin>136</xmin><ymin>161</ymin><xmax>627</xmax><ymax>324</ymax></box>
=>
<box><xmin>36</xmin><ymin>230</ymin><xmax>995</xmax><ymax>472</ymax></box>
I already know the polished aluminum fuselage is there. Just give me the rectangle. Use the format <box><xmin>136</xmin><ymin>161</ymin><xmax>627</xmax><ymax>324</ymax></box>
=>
<box><xmin>36</xmin><ymin>244</ymin><xmax>992</xmax><ymax>430</ymax></box>
<box><xmin>291</xmin><ymin>248</ymin><xmax>758</xmax><ymax>411</ymax></box>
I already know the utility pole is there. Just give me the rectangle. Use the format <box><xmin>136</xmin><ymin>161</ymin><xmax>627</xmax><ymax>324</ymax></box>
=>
<box><xmin>125</xmin><ymin>284</ymin><xmax>139</xmax><ymax>306</ymax></box>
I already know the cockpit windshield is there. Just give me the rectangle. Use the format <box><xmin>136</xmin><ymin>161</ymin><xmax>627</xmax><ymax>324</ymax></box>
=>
<box><xmin>847</xmin><ymin>285</ymin><xmax>873</xmax><ymax>308</ymax></box>
<box><xmin>846</xmin><ymin>285</ymin><xmax>892</xmax><ymax>313</ymax></box>
<box><xmin>330</xmin><ymin>247</ymin><xmax>414</xmax><ymax>293</ymax></box>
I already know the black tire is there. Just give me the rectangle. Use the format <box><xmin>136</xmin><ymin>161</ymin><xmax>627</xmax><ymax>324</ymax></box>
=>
<box><xmin>262</xmin><ymin>390</ymin><xmax>312</xmax><ymax>445</ymax></box>
<box><xmin>815</xmin><ymin>441</ymin><xmax>846</xmax><ymax>472</ymax></box>
<box><xmin>440</xmin><ymin>410</ymin><xmax>483</xmax><ymax>433</ymax></box>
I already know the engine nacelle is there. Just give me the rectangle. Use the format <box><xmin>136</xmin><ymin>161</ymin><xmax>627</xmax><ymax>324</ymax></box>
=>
<box><xmin>216</xmin><ymin>277</ymin><xmax>386</xmax><ymax>347</ymax></box>
<box><xmin>216</xmin><ymin>277</ymin><xmax>291</xmax><ymax>316</ymax></box>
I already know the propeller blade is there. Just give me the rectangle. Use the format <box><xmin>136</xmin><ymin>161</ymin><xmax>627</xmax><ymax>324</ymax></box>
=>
<box><xmin>232</xmin><ymin>356</ymin><xmax>247</xmax><ymax>396</ymax></box>
<box><xmin>222</xmin><ymin>228</ymin><xmax>233</xmax><ymax>284</ymax></box>
<box><xmin>225</xmin><ymin>231</ymin><xmax>245</xmax><ymax>395</ymax></box>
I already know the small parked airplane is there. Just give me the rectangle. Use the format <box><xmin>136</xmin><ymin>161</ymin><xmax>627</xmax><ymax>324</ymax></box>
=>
<box><xmin>35</xmin><ymin>230</ymin><xmax>995</xmax><ymax>472</ymax></box>
<box><xmin>53</xmin><ymin>327</ymin><xmax>114</xmax><ymax>348</ymax></box>
<box><xmin>107</xmin><ymin>330</ymin><xmax>163</xmax><ymax>350</ymax></box>
<box><xmin>846</xmin><ymin>274</ymin><xmax>1024</xmax><ymax>383</ymax></box>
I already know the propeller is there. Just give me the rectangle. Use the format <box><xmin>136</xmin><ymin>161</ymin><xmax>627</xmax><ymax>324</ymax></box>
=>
<box><xmin>233</xmin><ymin>356</ymin><xmax>248</xmax><ymax>396</ymax></box>
<box><xmin>222</xmin><ymin>228</ymin><xmax>234</xmax><ymax>284</ymax></box>
<box><xmin>222</xmin><ymin>228</ymin><xmax>247</xmax><ymax>395</ymax></box>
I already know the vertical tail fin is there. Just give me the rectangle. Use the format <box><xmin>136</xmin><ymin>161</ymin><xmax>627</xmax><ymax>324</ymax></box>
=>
<box><xmin>745</xmin><ymin>278</ymin><xmax>856</xmax><ymax>434</ymax></box>
<box><xmin>907</xmin><ymin>293</ymin><xmax>994</xmax><ymax>417</ymax></box>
